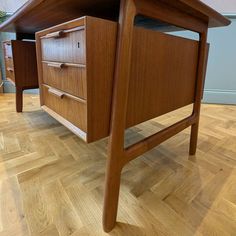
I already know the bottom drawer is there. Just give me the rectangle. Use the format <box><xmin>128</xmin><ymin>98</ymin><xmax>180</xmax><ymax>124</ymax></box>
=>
<box><xmin>42</xmin><ymin>85</ymin><xmax>87</xmax><ymax>132</ymax></box>
<box><xmin>6</xmin><ymin>67</ymin><xmax>15</xmax><ymax>83</ymax></box>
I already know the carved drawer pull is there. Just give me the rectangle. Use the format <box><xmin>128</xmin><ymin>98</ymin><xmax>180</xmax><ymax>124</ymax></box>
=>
<box><xmin>48</xmin><ymin>88</ymin><xmax>64</xmax><ymax>98</ymax></box>
<box><xmin>47</xmin><ymin>63</ymin><xmax>65</xmax><ymax>69</ymax></box>
<box><xmin>45</xmin><ymin>30</ymin><xmax>65</xmax><ymax>39</ymax></box>
<box><xmin>7</xmin><ymin>67</ymin><xmax>14</xmax><ymax>72</ymax></box>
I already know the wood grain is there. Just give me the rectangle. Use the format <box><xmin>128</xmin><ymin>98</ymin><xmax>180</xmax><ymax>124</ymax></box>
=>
<box><xmin>11</xmin><ymin>40</ymin><xmax>38</xmax><ymax>89</ymax></box>
<box><xmin>41</xmin><ymin>28</ymin><xmax>86</xmax><ymax>64</ymax></box>
<box><xmin>126</xmin><ymin>27</ymin><xmax>199</xmax><ymax>127</ymax></box>
<box><xmin>0</xmin><ymin>0</ymin><xmax>230</xmax><ymax>34</ymax></box>
<box><xmin>42</xmin><ymin>62</ymin><xmax>87</xmax><ymax>99</ymax></box>
<box><xmin>42</xmin><ymin>84</ymin><xmax>87</xmax><ymax>133</ymax></box>
<box><xmin>36</xmin><ymin>16</ymin><xmax>117</xmax><ymax>143</ymax></box>
<box><xmin>2</xmin><ymin>40</ymin><xmax>39</xmax><ymax>112</ymax></box>
<box><xmin>0</xmin><ymin>93</ymin><xmax>236</xmax><ymax>235</ymax></box>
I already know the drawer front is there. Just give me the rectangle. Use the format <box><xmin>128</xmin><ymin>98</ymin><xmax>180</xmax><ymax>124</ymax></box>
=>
<box><xmin>41</xmin><ymin>28</ymin><xmax>86</xmax><ymax>64</ymax></box>
<box><xmin>3</xmin><ymin>43</ymin><xmax>15</xmax><ymax>82</ymax></box>
<box><xmin>42</xmin><ymin>85</ymin><xmax>87</xmax><ymax>132</ymax></box>
<box><xmin>5</xmin><ymin>58</ymin><xmax>14</xmax><ymax>68</ymax></box>
<box><xmin>42</xmin><ymin>62</ymin><xmax>87</xmax><ymax>99</ymax></box>
<box><xmin>6</xmin><ymin>66</ymin><xmax>15</xmax><ymax>83</ymax></box>
<box><xmin>3</xmin><ymin>42</ymin><xmax>13</xmax><ymax>59</ymax></box>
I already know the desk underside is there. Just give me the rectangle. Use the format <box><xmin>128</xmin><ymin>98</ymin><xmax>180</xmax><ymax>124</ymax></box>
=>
<box><xmin>0</xmin><ymin>0</ymin><xmax>230</xmax><ymax>35</ymax></box>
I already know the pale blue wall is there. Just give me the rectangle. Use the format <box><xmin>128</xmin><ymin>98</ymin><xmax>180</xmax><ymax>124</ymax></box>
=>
<box><xmin>169</xmin><ymin>17</ymin><xmax>236</xmax><ymax>105</ymax></box>
<box><xmin>204</xmin><ymin>17</ymin><xmax>236</xmax><ymax>104</ymax></box>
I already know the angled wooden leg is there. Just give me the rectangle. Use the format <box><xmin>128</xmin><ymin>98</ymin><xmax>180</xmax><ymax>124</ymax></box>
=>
<box><xmin>103</xmin><ymin>0</ymin><xmax>209</xmax><ymax>232</ymax></box>
<box><xmin>103</xmin><ymin>160</ymin><xmax>122</xmax><ymax>232</ymax></box>
<box><xmin>103</xmin><ymin>0</ymin><xmax>136</xmax><ymax>232</ymax></box>
<box><xmin>189</xmin><ymin>31</ymin><xmax>208</xmax><ymax>155</ymax></box>
<box><xmin>189</xmin><ymin>122</ymin><xmax>199</xmax><ymax>155</ymax></box>
<box><xmin>16</xmin><ymin>87</ymin><xmax>23</xmax><ymax>113</ymax></box>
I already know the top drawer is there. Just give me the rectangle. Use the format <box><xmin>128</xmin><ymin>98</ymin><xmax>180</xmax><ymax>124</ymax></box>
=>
<box><xmin>41</xmin><ymin>27</ymin><xmax>86</xmax><ymax>64</ymax></box>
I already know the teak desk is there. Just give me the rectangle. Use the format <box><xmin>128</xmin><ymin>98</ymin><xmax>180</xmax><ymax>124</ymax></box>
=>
<box><xmin>0</xmin><ymin>0</ymin><xmax>230</xmax><ymax>232</ymax></box>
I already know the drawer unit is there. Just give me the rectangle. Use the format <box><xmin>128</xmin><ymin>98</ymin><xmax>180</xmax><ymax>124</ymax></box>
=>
<box><xmin>42</xmin><ymin>61</ymin><xmax>87</xmax><ymax>99</ymax></box>
<box><xmin>37</xmin><ymin>16</ymin><xmax>199</xmax><ymax>143</ymax></box>
<box><xmin>2</xmin><ymin>40</ymin><xmax>39</xmax><ymax>112</ymax></box>
<box><xmin>36</xmin><ymin>16</ymin><xmax>117</xmax><ymax>142</ymax></box>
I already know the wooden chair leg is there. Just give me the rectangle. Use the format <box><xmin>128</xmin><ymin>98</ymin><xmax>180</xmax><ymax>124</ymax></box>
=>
<box><xmin>16</xmin><ymin>87</ymin><xmax>23</xmax><ymax>112</ymax></box>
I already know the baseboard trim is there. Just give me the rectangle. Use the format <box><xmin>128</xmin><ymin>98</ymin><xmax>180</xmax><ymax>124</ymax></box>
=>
<box><xmin>3</xmin><ymin>80</ymin><xmax>39</xmax><ymax>94</ymax></box>
<box><xmin>203</xmin><ymin>89</ymin><xmax>236</xmax><ymax>105</ymax></box>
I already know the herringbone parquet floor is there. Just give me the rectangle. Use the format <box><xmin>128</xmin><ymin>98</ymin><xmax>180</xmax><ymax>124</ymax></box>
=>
<box><xmin>0</xmin><ymin>93</ymin><xmax>236</xmax><ymax>236</ymax></box>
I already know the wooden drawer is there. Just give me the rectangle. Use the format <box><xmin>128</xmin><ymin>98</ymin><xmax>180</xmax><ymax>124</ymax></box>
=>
<box><xmin>6</xmin><ymin>66</ymin><xmax>15</xmax><ymax>83</ymax></box>
<box><xmin>42</xmin><ymin>61</ymin><xmax>87</xmax><ymax>99</ymax></box>
<box><xmin>41</xmin><ymin>27</ymin><xmax>86</xmax><ymax>64</ymax></box>
<box><xmin>5</xmin><ymin>58</ymin><xmax>14</xmax><ymax>68</ymax></box>
<box><xmin>42</xmin><ymin>84</ymin><xmax>87</xmax><ymax>132</ymax></box>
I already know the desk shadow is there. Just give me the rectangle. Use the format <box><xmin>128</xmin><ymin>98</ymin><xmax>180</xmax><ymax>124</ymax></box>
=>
<box><xmin>119</xmin><ymin>125</ymin><xmax>236</xmax><ymax>235</ymax></box>
<box><xmin>109</xmin><ymin>222</ymin><xmax>147</xmax><ymax>236</ymax></box>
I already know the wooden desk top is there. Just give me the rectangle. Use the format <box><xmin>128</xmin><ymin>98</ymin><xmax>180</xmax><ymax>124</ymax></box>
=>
<box><xmin>0</xmin><ymin>0</ymin><xmax>231</xmax><ymax>34</ymax></box>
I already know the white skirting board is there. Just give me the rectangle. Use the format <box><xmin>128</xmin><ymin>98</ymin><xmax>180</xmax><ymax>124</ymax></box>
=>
<box><xmin>203</xmin><ymin>89</ymin><xmax>236</xmax><ymax>105</ymax></box>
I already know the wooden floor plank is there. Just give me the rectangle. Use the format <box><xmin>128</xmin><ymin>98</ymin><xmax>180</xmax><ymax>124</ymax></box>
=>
<box><xmin>0</xmin><ymin>94</ymin><xmax>235</xmax><ymax>235</ymax></box>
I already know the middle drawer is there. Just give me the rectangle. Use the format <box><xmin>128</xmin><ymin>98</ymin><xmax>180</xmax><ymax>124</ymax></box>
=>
<box><xmin>42</xmin><ymin>62</ymin><xmax>87</xmax><ymax>99</ymax></box>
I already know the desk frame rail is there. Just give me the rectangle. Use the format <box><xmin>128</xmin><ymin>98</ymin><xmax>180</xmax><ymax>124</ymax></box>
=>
<box><xmin>103</xmin><ymin>0</ymin><xmax>209</xmax><ymax>232</ymax></box>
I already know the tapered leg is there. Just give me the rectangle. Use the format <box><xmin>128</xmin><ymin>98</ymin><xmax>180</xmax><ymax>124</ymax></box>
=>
<box><xmin>103</xmin><ymin>160</ymin><xmax>122</xmax><ymax>232</ymax></box>
<box><xmin>103</xmin><ymin>0</ymin><xmax>136</xmax><ymax>232</ymax></box>
<box><xmin>16</xmin><ymin>87</ymin><xmax>23</xmax><ymax>112</ymax></box>
<box><xmin>189</xmin><ymin>31</ymin><xmax>208</xmax><ymax>156</ymax></box>
<box><xmin>189</xmin><ymin>122</ymin><xmax>199</xmax><ymax>155</ymax></box>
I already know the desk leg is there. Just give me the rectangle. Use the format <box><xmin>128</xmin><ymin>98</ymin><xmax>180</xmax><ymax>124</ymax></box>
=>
<box><xmin>16</xmin><ymin>87</ymin><xmax>23</xmax><ymax>113</ymax></box>
<box><xmin>190</xmin><ymin>32</ymin><xmax>208</xmax><ymax>155</ymax></box>
<box><xmin>103</xmin><ymin>0</ymin><xmax>136</xmax><ymax>232</ymax></box>
<box><xmin>103</xmin><ymin>0</ymin><xmax>208</xmax><ymax>232</ymax></box>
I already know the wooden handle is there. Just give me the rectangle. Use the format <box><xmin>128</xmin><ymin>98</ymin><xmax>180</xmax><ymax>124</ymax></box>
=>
<box><xmin>47</xmin><ymin>62</ymin><xmax>65</xmax><ymax>69</ymax></box>
<box><xmin>44</xmin><ymin>30</ymin><xmax>64</xmax><ymax>39</ymax></box>
<box><xmin>7</xmin><ymin>67</ymin><xmax>14</xmax><ymax>72</ymax></box>
<box><xmin>48</xmin><ymin>88</ymin><xmax>64</xmax><ymax>98</ymax></box>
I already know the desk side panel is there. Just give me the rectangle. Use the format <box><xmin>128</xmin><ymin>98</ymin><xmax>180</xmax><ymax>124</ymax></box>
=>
<box><xmin>126</xmin><ymin>27</ymin><xmax>199</xmax><ymax>128</ymax></box>
<box><xmin>11</xmin><ymin>40</ymin><xmax>39</xmax><ymax>89</ymax></box>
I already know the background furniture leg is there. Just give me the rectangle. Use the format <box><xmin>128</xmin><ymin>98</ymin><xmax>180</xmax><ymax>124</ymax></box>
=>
<box><xmin>16</xmin><ymin>87</ymin><xmax>23</xmax><ymax>112</ymax></box>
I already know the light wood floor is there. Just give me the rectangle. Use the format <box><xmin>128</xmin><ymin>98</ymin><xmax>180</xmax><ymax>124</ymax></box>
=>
<box><xmin>0</xmin><ymin>93</ymin><xmax>236</xmax><ymax>236</ymax></box>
